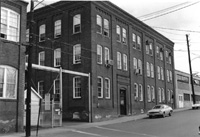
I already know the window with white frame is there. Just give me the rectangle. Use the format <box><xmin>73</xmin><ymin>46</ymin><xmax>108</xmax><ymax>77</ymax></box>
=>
<box><xmin>160</xmin><ymin>67</ymin><xmax>163</xmax><ymax>79</ymax></box>
<box><xmin>54</xmin><ymin>79</ymin><xmax>60</xmax><ymax>101</ymax></box>
<box><xmin>97</xmin><ymin>45</ymin><xmax>102</xmax><ymax>64</ymax></box>
<box><xmin>169</xmin><ymin>53</ymin><xmax>172</xmax><ymax>64</ymax></box>
<box><xmin>73</xmin><ymin>14</ymin><xmax>81</xmax><ymax>33</ymax></box>
<box><xmin>139</xmin><ymin>84</ymin><xmax>143</xmax><ymax>101</ymax></box>
<box><xmin>137</xmin><ymin>36</ymin><xmax>141</xmax><ymax>50</ymax></box>
<box><xmin>167</xmin><ymin>89</ymin><xmax>171</xmax><ymax>102</ymax></box>
<box><xmin>54</xmin><ymin>20</ymin><xmax>61</xmax><ymax>38</ymax></box>
<box><xmin>160</xmin><ymin>50</ymin><xmax>163</xmax><ymax>60</ymax></box>
<box><xmin>105</xmin><ymin>78</ymin><xmax>110</xmax><ymax>99</ymax></box>
<box><xmin>167</xmin><ymin>70</ymin><xmax>170</xmax><ymax>82</ymax></box>
<box><xmin>117</xmin><ymin>52</ymin><xmax>122</xmax><ymax>69</ymax></box>
<box><xmin>156</xmin><ymin>46</ymin><xmax>159</xmax><ymax>58</ymax></box>
<box><xmin>150</xmin><ymin>63</ymin><xmax>154</xmax><ymax>78</ymax></box>
<box><xmin>169</xmin><ymin>71</ymin><xmax>172</xmax><ymax>82</ymax></box>
<box><xmin>97</xmin><ymin>76</ymin><xmax>103</xmax><ymax>98</ymax></box>
<box><xmin>161</xmin><ymin>88</ymin><xmax>165</xmax><ymax>102</ymax></box>
<box><xmin>39</xmin><ymin>24</ymin><xmax>45</xmax><ymax>42</ymax></box>
<box><xmin>123</xmin><ymin>54</ymin><xmax>128</xmax><ymax>71</ymax></box>
<box><xmin>96</xmin><ymin>15</ymin><xmax>102</xmax><ymax>34</ymax></box>
<box><xmin>122</xmin><ymin>28</ymin><xmax>127</xmax><ymax>44</ymax></box>
<box><xmin>146</xmin><ymin>62</ymin><xmax>150</xmax><ymax>77</ymax></box>
<box><xmin>134</xmin><ymin>83</ymin><xmax>138</xmax><ymax>100</ymax></box>
<box><xmin>138</xmin><ymin>59</ymin><xmax>142</xmax><ymax>75</ymax></box>
<box><xmin>132</xmin><ymin>33</ymin><xmax>136</xmax><ymax>48</ymax></box>
<box><xmin>116</xmin><ymin>25</ymin><xmax>121</xmax><ymax>41</ymax></box>
<box><xmin>166</xmin><ymin>51</ymin><xmax>169</xmax><ymax>63</ymax></box>
<box><xmin>73</xmin><ymin>76</ymin><xmax>81</xmax><ymax>98</ymax></box>
<box><xmin>105</xmin><ymin>47</ymin><xmax>110</xmax><ymax>63</ymax></box>
<box><xmin>151</xmin><ymin>86</ymin><xmax>155</xmax><ymax>102</ymax></box>
<box><xmin>73</xmin><ymin>44</ymin><xmax>81</xmax><ymax>64</ymax></box>
<box><xmin>133</xmin><ymin>57</ymin><xmax>137</xmax><ymax>70</ymax></box>
<box><xmin>0</xmin><ymin>66</ymin><xmax>17</xmax><ymax>99</ymax></box>
<box><xmin>146</xmin><ymin>41</ymin><xmax>149</xmax><ymax>54</ymax></box>
<box><xmin>0</xmin><ymin>7</ymin><xmax>20</xmax><ymax>42</ymax></box>
<box><xmin>38</xmin><ymin>81</ymin><xmax>44</xmax><ymax>96</ymax></box>
<box><xmin>158</xmin><ymin>88</ymin><xmax>161</xmax><ymax>103</ymax></box>
<box><xmin>103</xmin><ymin>19</ymin><xmax>109</xmax><ymax>37</ymax></box>
<box><xmin>147</xmin><ymin>85</ymin><xmax>151</xmax><ymax>102</ymax></box>
<box><xmin>54</xmin><ymin>48</ymin><xmax>61</xmax><ymax>67</ymax></box>
<box><xmin>157</xmin><ymin>66</ymin><xmax>160</xmax><ymax>80</ymax></box>
<box><xmin>26</xmin><ymin>29</ymin><xmax>29</xmax><ymax>42</ymax></box>
<box><xmin>149</xmin><ymin>43</ymin><xmax>153</xmax><ymax>55</ymax></box>
<box><xmin>38</xmin><ymin>51</ymin><xmax>45</xmax><ymax>66</ymax></box>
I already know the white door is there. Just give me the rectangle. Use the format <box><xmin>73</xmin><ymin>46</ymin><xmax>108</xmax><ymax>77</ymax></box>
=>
<box><xmin>179</xmin><ymin>95</ymin><xmax>184</xmax><ymax>108</ymax></box>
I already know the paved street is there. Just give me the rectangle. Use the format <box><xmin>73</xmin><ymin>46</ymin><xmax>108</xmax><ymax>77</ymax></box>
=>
<box><xmin>2</xmin><ymin>108</ymin><xmax>200</xmax><ymax>137</ymax></box>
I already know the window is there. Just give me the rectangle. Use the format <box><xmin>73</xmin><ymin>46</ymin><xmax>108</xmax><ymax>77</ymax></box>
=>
<box><xmin>0</xmin><ymin>66</ymin><xmax>17</xmax><ymax>99</ymax></box>
<box><xmin>160</xmin><ymin>50</ymin><xmax>163</xmax><ymax>60</ymax></box>
<box><xmin>132</xmin><ymin>33</ymin><xmax>136</xmax><ymax>48</ymax></box>
<box><xmin>150</xmin><ymin>63</ymin><xmax>154</xmax><ymax>78</ymax></box>
<box><xmin>146</xmin><ymin>41</ymin><xmax>149</xmax><ymax>54</ymax></box>
<box><xmin>146</xmin><ymin>62</ymin><xmax>150</xmax><ymax>77</ymax></box>
<box><xmin>156</xmin><ymin>46</ymin><xmax>159</xmax><ymax>58</ymax></box>
<box><xmin>133</xmin><ymin>58</ymin><xmax>137</xmax><ymax>70</ymax></box>
<box><xmin>167</xmin><ymin>89</ymin><xmax>171</xmax><ymax>102</ymax></box>
<box><xmin>139</xmin><ymin>84</ymin><xmax>143</xmax><ymax>101</ymax></box>
<box><xmin>157</xmin><ymin>66</ymin><xmax>160</xmax><ymax>80</ymax></box>
<box><xmin>105</xmin><ymin>78</ymin><xmax>110</xmax><ymax>99</ymax></box>
<box><xmin>161</xmin><ymin>88</ymin><xmax>165</xmax><ymax>102</ymax></box>
<box><xmin>96</xmin><ymin>15</ymin><xmax>102</xmax><ymax>34</ymax></box>
<box><xmin>137</xmin><ymin>36</ymin><xmax>141</xmax><ymax>50</ymax></box>
<box><xmin>134</xmin><ymin>83</ymin><xmax>138</xmax><ymax>100</ymax></box>
<box><xmin>97</xmin><ymin>45</ymin><xmax>102</xmax><ymax>64</ymax></box>
<box><xmin>169</xmin><ymin>53</ymin><xmax>172</xmax><ymax>64</ymax></box>
<box><xmin>105</xmin><ymin>47</ymin><xmax>110</xmax><ymax>63</ymax></box>
<box><xmin>26</xmin><ymin>29</ymin><xmax>29</xmax><ymax>42</ymax></box>
<box><xmin>54</xmin><ymin>20</ymin><xmax>61</xmax><ymax>38</ymax></box>
<box><xmin>38</xmin><ymin>51</ymin><xmax>45</xmax><ymax>66</ymax></box>
<box><xmin>123</xmin><ymin>54</ymin><xmax>128</xmax><ymax>71</ymax></box>
<box><xmin>116</xmin><ymin>25</ymin><xmax>121</xmax><ymax>41</ymax></box>
<box><xmin>1</xmin><ymin>7</ymin><xmax>20</xmax><ymax>42</ymax></box>
<box><xmin>166</xmin><ymin>51</ymin><xmax>169</xmax><ymax>63</ymax></box>
<box><xmin>151</xmin><ymin>86</ymin><xmax>155</xmax><ymax>102</ymax></box>
<box><xmin>39</xmin><ymin>24</ymin><xmax>45</xmax><ymax>42</ymax></box>
<box><xmin>97</xmin><ymin>76</ymin><xmax>103</xmax><ymax>98</ymax></box>
<box><xmin>73</xmin><ymin>44</ymin><xmax>81</xmax><ymax>64</ymax></box>
<box><xmin>177</xmin><ymin>74</ymin><xmax>189</xmax><ymax>83</ymax></box>
<box><xmin>138</xmin><ymin>59</ymin><xmax>142</xmax><ymax>75</ymax></box>
<box><xmin>117</xmin><ymin>52</ymin><xmax>122</xmax><ymax>69</ymax></box>
<box><xmin>149</xmin><ymin>43</ymin><xmax>153</xmax><ymax>55</ymax></box>
<box><xmin>73</xmin><ymin>14</ymin><xmax>81</xmax><ymax>33</ymax></box>
<box><xmin>167</xmin><ymin>70</ymin><xmax>170</xmax><ymax>82</ymax></box>
<box><xmin>73</xmin><ymin>76</ymin><xmax>81</xmax><ymax>98</ymax></box>
<box><xmin>54</xmin><ymin>48</ymin><xmax>61</xmax><ymax>67</ymax></box>
<box><xmin>158</xmin><ymin>88</ymin><xmax>161</xmax><ymax>103</ymax></box>
<box><xmin>161</xmin><ymin>67</ymin><xmax>164</xmax><ymax>80</ymax></box>
<box><xmin>104</xmin><ymin>19</ymin><xmax>109</xmax><ymax>37</ymax></box>
<box><xmin>54</xmin><ymin>79</ymin><xmax>60</xmax><ymax>101</ymax></box>
<box><xmin>147</xmin><ymin>85</ymin><xmax>151</xmax><ymax>102</ymax></box>
<box><xmin>122</xmin><ymin>28</ymin><xmax>127</xmax><ymax>44</ymax></box>
<box><xmin>169</xmin><ymin>71</ymin><xmax>172</xmax><ymax>82</ymax></box>
<box><xmin>38</xmin><ymin>81</ymin><xmax>44</xmax><ymax>96</ymax></box>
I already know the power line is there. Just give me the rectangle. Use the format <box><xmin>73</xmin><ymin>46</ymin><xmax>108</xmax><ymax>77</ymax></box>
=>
<box><xmin>141</xmin><ymin>1</ymin><xmax>200</xmax><ymax>21</ymax></box>
<box><xmin>151</xmin><ymin>26</ymin><xmax>200</xmax><ymax>33</ymax></box>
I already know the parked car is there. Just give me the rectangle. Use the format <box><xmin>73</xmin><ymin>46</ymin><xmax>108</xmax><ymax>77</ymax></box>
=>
<box><xmin>192</xmin><ymin>103</ymin><xmax>200</xmax><ymax>109</ymax></box>
<box><xmin>147</xmin><ymin>104</ymin><xmax>173</xmax><ymax>118</ymax></box>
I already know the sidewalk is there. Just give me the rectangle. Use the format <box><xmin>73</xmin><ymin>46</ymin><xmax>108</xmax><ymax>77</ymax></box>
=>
<box><xmin>1</xmin><ymin>107</ymin><xmax>190</xmax><ymax>137</ymax></box>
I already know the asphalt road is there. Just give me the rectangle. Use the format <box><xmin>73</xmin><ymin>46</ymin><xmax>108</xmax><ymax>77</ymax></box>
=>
<box><xmin>62</xmin><ymin>109</ymin><xmax>200</xmax><ymax>137</ymax></box>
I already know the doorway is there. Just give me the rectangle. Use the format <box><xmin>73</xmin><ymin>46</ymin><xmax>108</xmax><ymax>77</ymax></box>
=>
<box><xmin>178</xmin><ymin>94</ymin><xmax>184</xmax><ymax>108</ymax></box>
<box><xmin>120</xmin><ymin>89</ymin><xmax>127</xmax><ymax>115</ymax></box>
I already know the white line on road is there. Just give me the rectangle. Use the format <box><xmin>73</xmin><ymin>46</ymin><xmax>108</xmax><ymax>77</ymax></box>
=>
<box><xmin>95</xmin><ymin>126</ymin><xmax>159</xmax><ymax>137</ymax></box>
<box><xmin>71</xmin><ymin>129</ymin><xmax>109</xmax><ymax>137</ymax></box>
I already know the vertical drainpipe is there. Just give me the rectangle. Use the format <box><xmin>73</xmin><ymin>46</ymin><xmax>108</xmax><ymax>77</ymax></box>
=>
<box><xmin>128</xmin><ymin>24</ymin><xmax>132</xmax><ymax>115</ymax></box>
<box><xmin>142</xmin><ymin>33</ymin><xmax>146</xmax><ymax>112</ymax></box>
<box><xmin>153</xmin><ymin>39</ymin><xmax>158</xmax><ymax>105</ymax></box>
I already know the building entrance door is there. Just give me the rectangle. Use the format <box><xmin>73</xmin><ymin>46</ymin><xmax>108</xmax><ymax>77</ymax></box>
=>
<box><xmin>179</xmin><ymin>94</ymin><xmax>184</xmax><ymax>108</ymax></box>
<box><xmin>120</xmin><ymin>89</ymin><xmax>127</xmax><ymax>115</ymax></box>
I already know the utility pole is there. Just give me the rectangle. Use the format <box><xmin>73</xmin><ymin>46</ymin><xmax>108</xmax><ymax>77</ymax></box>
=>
<box><xmin>26</xmin><ymin>0</ymin><xmax>34</xmax><ymax>136</ymax></box>
<box><xmin>186</xmin><ymin>34</ymin><xmax>196</xmax><ymax>104</ymax></box>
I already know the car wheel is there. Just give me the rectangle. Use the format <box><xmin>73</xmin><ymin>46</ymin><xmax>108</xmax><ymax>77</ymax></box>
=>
<box><xmin>149</xmin><ymin>116</ymin><xmax>152</xmax><ymax>118</ymax></box>
<box><xmin>162</xmin><ymin>112</ymin><xmax>165</xmax><ymax>118</ymax></box>
<box><xmin>169</xmin><ymin>111</ymin><xmax>172</xmax><ymax>116</ymax></box>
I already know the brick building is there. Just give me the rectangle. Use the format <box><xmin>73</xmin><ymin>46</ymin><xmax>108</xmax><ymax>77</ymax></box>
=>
<box><xmin>175</xmin><ymin>70</ymin><xmax>200</xmax><ymax>108</ymax></box>
<box><xmin>0</xmin><ymin>0</ymin><xmax>28</xmax><ymax>133</ymax></box>
<box><xmin>28</xmin><ymin>1</ymin><xmax>175</xmax><ymax>122</ymax></box>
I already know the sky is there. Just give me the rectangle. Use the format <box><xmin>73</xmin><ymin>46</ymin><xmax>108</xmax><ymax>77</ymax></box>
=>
<box><xmin>25</xmin><ymin>0</ymin><xmax>200</xmax><ymax>75</ymax></box>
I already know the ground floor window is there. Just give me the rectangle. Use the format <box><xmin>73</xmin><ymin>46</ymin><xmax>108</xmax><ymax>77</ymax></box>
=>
<box><xmin>0</xmin><ymin>66</ymin><xmax>18</xmax><ymax>99</ymax></box>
